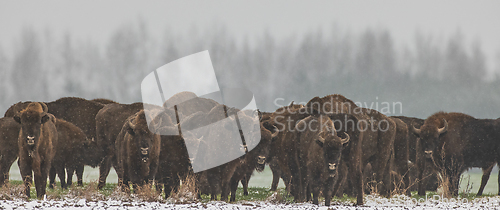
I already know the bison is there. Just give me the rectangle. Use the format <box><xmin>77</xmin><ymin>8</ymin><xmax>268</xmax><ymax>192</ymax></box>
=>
<box><xmin>95</xmin><ymin>102</ymin><xmax>145</xmax><ymax>189</ymax></box>
<box><xmin>0</xmin><ymin>117</ymin><xmax>21</xmax><ymax>186</ymax></box>
<box><xmin>48</xmin><ymin>119</ymin><xmax>88</xmax><ymax>189</ymax></box>
<box><xmin>412</xmin><ymin>112</ymin><xmax>500</xmax><ymax>196</ymax></box>
<box><xmin>115</xmin><ymin>110</ymin><xmax>161</xmax><ymax>192</ymax></box>
<box><xmin>228</xmin><ymin>119</ymin><xmax>279</xmax><ymax>202</ymax></box>
<box><xmin>303</xmin><ymin>94</ymin><xmax>396</xmax><ymax>204</ymax></box>
<box><xmin>5</xmin><ymin>97</ymin><xmax>106</xmax><ymax>169</ymax></box>
<box><xmin>295</xmin><ymin>115</ymin><xmax>350</xmax><ymax>206</ymax></box>
<box><xmin>190</xmin><ymin>104</ymin><xmax>247</xmax><ymax>201</ymax></box>
<box><xmin>14</xmin><ymin>102</ymin><xmax>58</xmax><ymax>198</ymax></box>
<box><xmin>393</xmin><ymin>116</ymin><xmax>438</xmax><ymax>196</ymax></box>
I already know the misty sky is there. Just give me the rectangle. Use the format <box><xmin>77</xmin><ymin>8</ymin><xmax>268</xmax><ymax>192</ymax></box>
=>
<box><xmin>1</xmin><ymin>1</ymin><xmax>500</xmax><ymax>71</ymax></box>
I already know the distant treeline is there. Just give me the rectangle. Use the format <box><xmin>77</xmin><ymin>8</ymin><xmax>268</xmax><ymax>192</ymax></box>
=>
<box><xmin>0</xmin><ymin>21</ymin><xmax>499</xmax><ymax>119</ymax></box>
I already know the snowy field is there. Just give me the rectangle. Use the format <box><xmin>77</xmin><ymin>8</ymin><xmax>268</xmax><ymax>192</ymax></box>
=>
<box><xmin>4</xmin><ymin>165</ymin><xmax>500</xmax><ymax>209</ymax></box>
<box><xmin>1</xmin><ymin>195</ymin><xmax>500</xmax><ymax>210</ymax></box>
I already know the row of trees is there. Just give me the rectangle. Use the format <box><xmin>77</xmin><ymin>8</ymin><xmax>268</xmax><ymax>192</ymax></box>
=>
<box><xmin>0</xmin><ymin>21</ymin><xmax>499</xmax><ymax>118</ymax></box>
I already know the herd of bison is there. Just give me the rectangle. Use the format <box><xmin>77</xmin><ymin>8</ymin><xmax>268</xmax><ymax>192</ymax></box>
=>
<box><xmin>0</xmin><ymin>92</ymin><xmax>499</xmax><ymax>206</ymax></box>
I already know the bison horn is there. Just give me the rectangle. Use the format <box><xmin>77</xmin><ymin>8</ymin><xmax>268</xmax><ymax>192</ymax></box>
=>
<box><xmin>412</xmin><ymin>125</ymin><xmax>422</xmax><ymax>136</ymax></box>
<box><xmin>289</xmin><ymin>101</ymin><xmax>294</xmax><ymax>107</ymax></box>
<box><xmin>317</xmin><ymin>135</ymin><xmax>325</xmax><ymax>144</ymax></box>
<box><xmin>340</xmin><ymin>132</ymin><xmax>350</xmax><ymax>144</ymax></box>
<box><xmin>39</xmin><ymin>102</ymin><xmax>48</xmax><ymax>113</ymax></box>
<box><xmin>271</xmin><ymin>125</ymin><xmax>279</xmax><ymax>138</ymax></box>
<box><xmin>128</xmin><ymin>118</ymin><xmax>136</xmax><ymax>130</ymax></box>
<box><xmin>438</xmin><ymin>119</ymin><xmax>448</xmax><ymax>134</ymax></box>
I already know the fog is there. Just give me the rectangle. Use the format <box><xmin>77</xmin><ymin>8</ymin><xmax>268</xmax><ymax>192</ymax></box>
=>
<box><xmin>1</xmin><ymin>1</ymin><xmax>500</xmax><ymax>120</ymax></box>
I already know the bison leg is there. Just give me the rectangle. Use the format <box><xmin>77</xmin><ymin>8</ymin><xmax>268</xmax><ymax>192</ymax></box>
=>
<box><xmin>229</xmin><ymin>175</ymin><xmax>239</xmax><ymax>202</ymax></box>
<box><xmin>324</xmin><ymin>178</ymin><xmax>334</xmax><ymax>206</ymax></box>
<box><xmin>269</xmin><ymin>162</ymin><xmax>281</xmax><ymax>191</ymax></box>
<box><xmin>35</xmin><ymin>160</ymin><xmax>50</xmax><ymax>198</ymax></box>
<box><xmin>66</xmin><ymin>167</ymin><xmax>74</xmax><ymax>187</ymax></box>
<box><xmin>19</xmin><ymin>161</ymin><xmax>33</xmax><ymax>198</ymax></box>
<box><xmin>98</xmin><ymin>156</ymin><xmax>112</xmax><ymax>189</ymax></box>
<box><xmin>48</xmin><ymin>167</ymin><xmax>56</xmax><ymax>189</ymax></box>
<box><xmin>241</xmin><ymin>171</ymin><xmax>251</xmax><ymax>196</ymax></box>
<box><xmin>76</xmin><ymin>165</ymin><xmax>84</xmax><ymax>186</ymax></box>
<box><xmin>477</xmin><ymin>164</ymin><xmax>494</xmax><ymax>196</ymax></box>
<box><xmin>332</xmin><ymin>162</ymin><xmax>348</xmax><ymax>198</ymax></box>
<box><xmin>498</xmin><ymin>166</ymin><xmax>500</xmax><ymax>195</ymax></box>
<box><xmin>311</xmin><ymin>183</ymin><xmax>319</xmax><ymax>205</ymax></box>
<box><xmin>56</xmin><ymin>165</ymin><xmax>67</xmax><ymax>189</ymax></box>
<box><xmin>348</xmin><ymin>143</ymin><xmax>364</xmax><ymax>205</ymax></box>
<box><xmin>163</xmin><ymin>174</ymin><xmax>180</xmax><ymax>198</ymax></box>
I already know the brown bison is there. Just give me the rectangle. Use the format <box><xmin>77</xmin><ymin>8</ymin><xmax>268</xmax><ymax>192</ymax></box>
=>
<box><xmin>48</xmin><ymin>119</ymin><xmax>88</xmax><ymax>189</ymax></box>
<box><xmin>0</xmin><ymin>117</ymin><xmax>21</xmax><ymax>186</ymax></box>
<box><xmin>14</xmin><ymin>102</ymin><xmax>58</xmax><ymax>198</ymax></box>
<box><xmin>393</xmin><ymin>116</ymin><xmax>438</xmax><ymax>196</ymax></box>
<box><xmin>95</xmin><ymin>102</ymin><xmax>145</xmax><ymax>189</ymax></box>
<box><xmin>412</xmin><ymin>112</ymin><xmax>500</xmax><ymax>195</ymax></box>
<box><xmin>115</xmin><ymin>110</ymin><xmax>161</xmax><ymax>192</ymax></box>
<box><xmin>5</xmin><ymin>97</ymin><xmax>106</xmax><ymax>170</ymax></box>
<box><xmin>303</xmin><ymin>95</ymin><xmax>396</xmax><ymax>204</ymax></box>
<box><xmin>296</xmin><ymin>115</ymin><xmax>350</xmax><ymax>206</ymax></box>
<box><xmin>5</xmin><ymin>97</ymin><xmax>105</xmax><ymax>143</ymax></box>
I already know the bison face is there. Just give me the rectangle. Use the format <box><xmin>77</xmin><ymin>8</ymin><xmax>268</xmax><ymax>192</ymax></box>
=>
<box><xmin>127</xmin><ymin>125</ymin><xmax>155</xmax><ymax>163</ymax></box>
<box><xmin>251</xmin><ymin>123</ymin><xmax>279</xmax><ymax>172</ymax></box>
<box><xmin>316</xmin><ymin>131</ymin><xmax>350</xmax><ymax>178</ymax></box>
<box><xmin>14</xmin><ymin>110</ymin><xmax>51</xmax><ymax>151</ymax></box>
<box><xmin>412</xmin><ymin>119</ymin><xmax>448</xmax><ymax>159</ymax></box>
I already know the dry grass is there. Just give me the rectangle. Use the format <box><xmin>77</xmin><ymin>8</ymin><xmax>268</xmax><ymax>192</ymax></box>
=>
<box><xmin>134</xmin><ymin>184</ymin><xmax>160</xmax><ymax>202</ymax></box>
<box><xmin>0</xmin><ymin>182</ymin><xmax>27</xmax><ymax>200</ymax></box>
<box><xmin>46</xmin><ymin>182</ymin><xmax>106</xmax><ymax>201</ymax></box>
<box><xmin>167</xmin><ymin>174</ymin><xmax>198</xmax><ymax>204</ymax></box>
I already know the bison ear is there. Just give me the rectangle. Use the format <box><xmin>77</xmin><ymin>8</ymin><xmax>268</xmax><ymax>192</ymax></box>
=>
<box><xmin>13</xmin><ymin>115</ymin><xmax>21</xmax><ymax>124</ymax></box>
<box><xmin>41</xmin><ymin>114</ymin><xmax>50</xmax><ymax>124</ymax></box>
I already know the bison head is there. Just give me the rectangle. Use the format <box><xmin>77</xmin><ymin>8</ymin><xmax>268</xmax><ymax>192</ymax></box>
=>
<box><xmin>412</xmin><ymin>118</ymin><xmax>448</xmax><ymax>159</ymax></box>
<box><xmin>127</xmin><ymin>111</ymin><xmax>157</xmax><ymax>163</ymax></box>
<box><xmin>252</xmin><ymin>121</ymin><xmax>279</xmax><ymax>172</ymax></box>
<box><xmin>315</xmin><ymin>126</ymin><xmax>350</xmax><ymax>178</ymax></box>
<box><xmin>13</xmin><ymin>102</ymin><xmax>51</xmax><ymax>153</ymax></box>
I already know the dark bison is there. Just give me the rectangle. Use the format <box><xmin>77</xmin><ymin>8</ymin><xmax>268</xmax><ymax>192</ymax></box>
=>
<box><xmin>0</xmin><ymin>117</ymin><xmax>21</xmax><ymax>186</ymax></box>
<box><xmin>191</xmin><ymin>104</ymin><xmax>247</xmax><ymax>201</ymax></box>
<box><xmin>393</xmin><ymin>116</ymin><xmax>438</xmax><ymax>196</ymax></box>
<box><xmin>412</xmin><ymin>112</ymin><xmax>500</xmax><ymax>196</ymax></box>
<box><xmin>14</xmin><ymin>102</ymin><xmax>58</xmax><ymax>198</ymax></box>
<box><xmin>48</xmin><ymin>119</ymin><xmax>88</xmax><ymax>189</ymax></box>
<box><xmin>95</xmin><ymin>102</ymin><xmax>145</xmax><ymax>189</ymax></box>
<box><xmin>295</xmin><ymin>115</ymin><xmax>350</xmax><ymax>206</ymax></box>
<box><xmin>115</xmin><ymin>110</ymin><xmax>161</xmax><ymax>192</ymax></box>
<box><xmin>303</xmin><ymin>95</ymin><xmax>396</xmax><ymax>204</ymax></box>
<box><xmin>228</xmin><ymin>120</ymin><xmax>279</xmax><ymax>202</ymax></box>
<box><xmin>155</xmin><ymin>122</ymin><xmax>193</xmax><ymax>198</ymax></box>
<box><xmin>268</xmin><ymin>102</ymin><xmax>310</xmax><ymax>202</ymax></box>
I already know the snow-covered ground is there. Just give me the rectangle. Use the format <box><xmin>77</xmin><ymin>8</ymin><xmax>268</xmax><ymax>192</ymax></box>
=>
<box><xmin>2</xmin><ymin>195</ymin><xmax>500</xmax><ymax>210</ymax></box>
